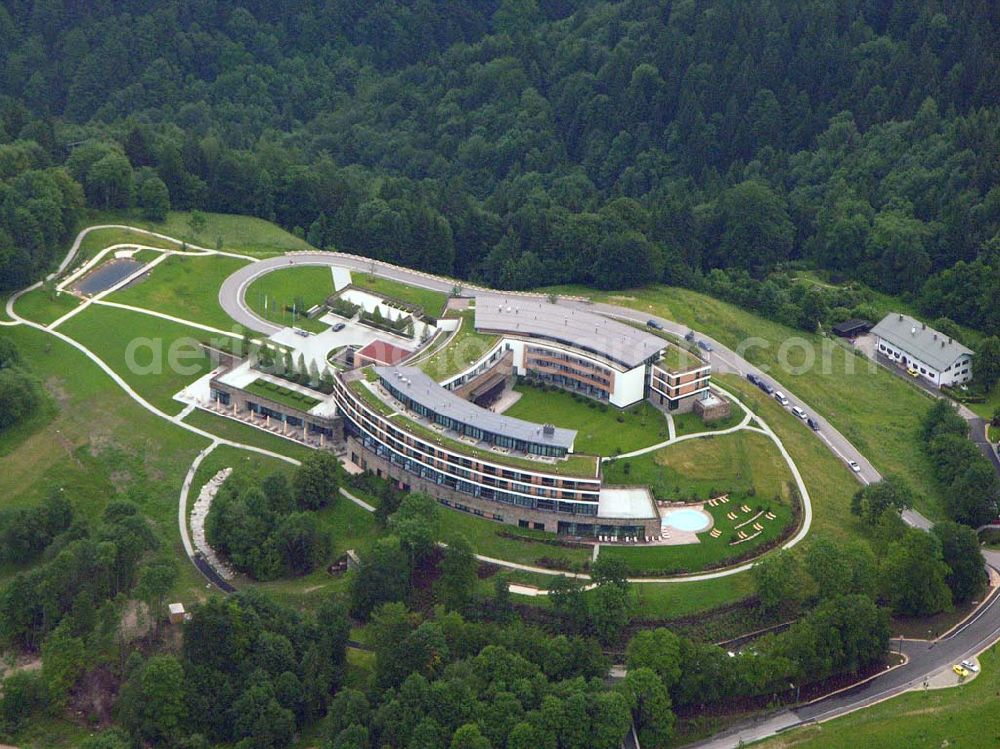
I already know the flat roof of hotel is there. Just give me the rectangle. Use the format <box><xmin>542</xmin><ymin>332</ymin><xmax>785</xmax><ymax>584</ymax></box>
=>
<box><xmin>375</xmin><ymin>366</ymin><xmax>577</xmax><ymax>450</ymax></box>
<box><xmin>474</xmin><ymin>295</ymin><xmax>665</xmax><ymax>370</ymax></box>
<box><xmin>597</xmin><ymin>487</ymin><xmax>658</xmax><ymax>519</ymax></box>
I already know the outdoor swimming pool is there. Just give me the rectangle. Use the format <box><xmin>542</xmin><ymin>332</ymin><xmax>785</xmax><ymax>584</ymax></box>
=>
<box><xmin>661</xmin><ymin>507</ymin><xmax>712</xmax><ymax>533</ymax></box>
<box><xmin>77</xmin><ymin>259</ymin><xmax>144</xmax><ymax>295</ymax></box>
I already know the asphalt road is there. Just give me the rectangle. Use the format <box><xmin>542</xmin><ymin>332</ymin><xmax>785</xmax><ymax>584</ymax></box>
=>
<box><xmin>218</xmin><ymin>251</ymin><xmax>893</xmax><ymax>497</ymax></box>
<box><xmin>689</xmin><ymin>549</ymin><xmax>1000</xmax><ymax>748</ymax></box>
<box><xmin>220</xmin><ymin>252</ymin><xmax>1000</xmax><ymax>745</ymax></box>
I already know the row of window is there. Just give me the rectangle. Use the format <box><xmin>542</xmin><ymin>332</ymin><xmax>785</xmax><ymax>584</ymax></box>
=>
<box><xmin>333</xmin><ymin>380</ymin><xmax>601</xmax><ymax>504</ymax></box>
<box><xmin>360</xmin><ymin>432</ymin><xmax>599</xmax><ymax>516</ymax></box>
<box><xmin>649</xmin><ymin>377</ymin><xmax>710</xmax><ymax>401</ymax></box>
<box><xmin>214</xmin><ymin>388</ymin><xmax>336</xmax><ymax>437</ymax></box>
<box><xmin>879</xmin><ymin>344</ymin><xmax>971</xmax><ymax>381</ymax></box>
<box><xmin>445</xmin><ymin>344</ymin><xmax>507</xmax><ymax>389</ymax></box>
<box><xmin>526</xmin><ymin>348</ymin><xmax>614</xmax><ymax>386</ymax></box>
<box><xmin>527</xmin><ymin>370</ymin><xmax>611</xmax><ymax>400</ymax></box>
<box><xmin>556</xmin><ymin>521</ymin><xmax>646</xmax><ymax>538</ymax></box>
<box><xmin>381</xmin><ymin>378</ymin><xmax>567</xmax><ymax>458</ymax></box>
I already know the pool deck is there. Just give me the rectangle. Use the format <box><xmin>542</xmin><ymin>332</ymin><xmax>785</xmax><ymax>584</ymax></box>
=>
<box><xmin>655</xmin><ymin>503</ymin><xmax>714</xmax><ymax>546</ymax></box>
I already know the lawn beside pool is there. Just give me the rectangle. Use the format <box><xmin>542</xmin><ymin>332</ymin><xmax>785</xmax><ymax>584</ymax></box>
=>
<box><xmin>503</xmin><ymin>381</ymin><xmax>671</xmax><ymax>456</ymax></box>
<box><xmin>599</xmin><ymin>499</ymin><xmax>794</xmax><ymax>576</ymax></box>
<box><xmin>109</xmin><ymin>252</ymin><xmax>251</xmax><ymax>331</ymax></box>
<box><xmin>603</xmin><ymin>429</ymin><xmax>792</xmax><ymax>502</ymax></box>
<box><xmin>12</xmin><ymin>287</ymin><xmax>82</xmax><ymax>325</ymax></box>
<box><xmin>246</xmin><ymin>265</ymin><xmax>334</xmax><ymax>332</ymax></box>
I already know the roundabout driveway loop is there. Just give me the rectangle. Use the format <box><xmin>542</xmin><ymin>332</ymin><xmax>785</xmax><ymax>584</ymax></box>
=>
<box><xmin>218</xmin><ymin>254</ymin><xmax>813</xmax><ymax>583</ymax></box>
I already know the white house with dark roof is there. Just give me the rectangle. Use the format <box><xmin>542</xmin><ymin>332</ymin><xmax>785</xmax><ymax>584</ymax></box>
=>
<box><xmin>871</xmin><ymin>313</ymin><xmax>974</xmax><ymax>388</ymax></box>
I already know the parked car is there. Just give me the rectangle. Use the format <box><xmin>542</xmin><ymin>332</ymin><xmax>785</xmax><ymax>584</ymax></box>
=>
<box><xmin>746</xmin><ymin>373</ymin><xmax>760</xmax><ymax>386</ymax></box>
<box><xmin>791</xmin><ymin>406</ymin><xmax>807</xmax><ymax>419</ymax></box>
<box><xmin>332</xmin><ymin>322</ymin><xmax>346</xmax><ymax>332</ymax></box>
<box><xmin>953</xmin><ymin>664</ymin><xmax>970</xmax><ymax>678</ymax></box>
<box><xmin>960</xmin><ymin>660</ymin><xmax>980</xmax><ymax>673</ymax></box>
<box><xmin>293</xmin><ymin>327</ymin><xmax>310</xmax><ymax>337</ymax></box>
<box><xmin>847</xmin><ymin>460</ymin><xmax>861</xmax><ymax>473</ymax></box>
<box><xmin>684</xmin><ymin>331</ymin><xmax>696</xmax><ymax>342</ymax></box>
<box><xmin>646</xmin><ymin>319</ymin><xmax>663</xmax><ymax>330</ymax></box>
<box><xmin>907</xmin><ymin>366</ymin><xmax>920</xmax><ymax>377</ymax></box>
<box><xmin>758</xmin><ymin>380</ymin><xmax>774</xmax><ymax>395</ymax></box>
<box><xmin>697</xmin><ymin>340</ymin><xmax>713</xmax><ymax>352</ymax></box>
<box><xmin>807</xmin><ymin>417</ymin><xmax>821</xmax><ymax>432</ymax></box>
<box><xmin>773</xmin><ymin>391</ymin><xmax>789</xmax><ymax>406</ymax></box>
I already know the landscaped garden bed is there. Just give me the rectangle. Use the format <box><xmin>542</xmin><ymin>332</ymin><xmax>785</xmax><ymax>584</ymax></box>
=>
<box><xmin>245</xmin><ymin>378</ymin><xmax>322</xmax><ymax>411</ymax></box>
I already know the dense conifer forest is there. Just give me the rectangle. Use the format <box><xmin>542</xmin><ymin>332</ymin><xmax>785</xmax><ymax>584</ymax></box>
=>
<box><xmin>0</xmin><ymin>0</ymin><xmax>997</xmax><ymax>332</ymax></box>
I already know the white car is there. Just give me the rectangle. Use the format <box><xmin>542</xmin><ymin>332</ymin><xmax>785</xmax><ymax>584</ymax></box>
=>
<box><xmin>960</xmin><ymin>659</ymin><xmax>980</xmax><ymax>673</ymax></box>
<box><xmin>847</xmin><ymin>460</ymin><xmax>861</xmax><ymax>473</ymax></box>
<box><xmin>774</xmin><ymin>391</ymin><xmax>789</xmax><ymax>406</ymax></box>
<box><xmin>790</xmin><ymin>406</ymin><xmax>807</xmax><ymax>419</ymax></box>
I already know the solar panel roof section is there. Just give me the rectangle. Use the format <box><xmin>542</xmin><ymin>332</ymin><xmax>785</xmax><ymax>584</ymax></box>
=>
<box><xmin>474</xmin><ymin>295</ymin><xmax>665</xmax><ymax>370</ymax></box>
<box><xmin>374</xmin><ymin>366</ymin><xmax>578</xmax><ymax>450</ymax></box>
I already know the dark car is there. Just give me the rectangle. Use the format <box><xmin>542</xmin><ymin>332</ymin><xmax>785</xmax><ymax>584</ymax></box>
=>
<box><xmin>758</xmin><ymin>380</ymin><xmax>774</xmax><ymax>395</ymax></box>
<box><xmin>746</xmin><ymin>373</ymin><xmax>760</xmax><ymax>386</ymax></box>
<box><xmin>684</xmin><ymin>331</ymin><xmax>696</xmax><ymax>342</ymax></box>
<box><xmin>807</xmin><ymin>417</ymin><xmax>820</xmax><ymax>432</ymax></box>
<box><xmin>646</xmin><ymin>319</ymin><xmax>663</xmax><ymax>330</ymax></box>
<box><xmin>697</xmin><ymin>339</ymin><xmax>713</xmax><ymax>352</ymax></box>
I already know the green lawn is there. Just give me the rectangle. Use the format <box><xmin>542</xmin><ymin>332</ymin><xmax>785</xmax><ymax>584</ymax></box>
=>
<box><xmin>504</xmin><ymin>381</ymin><xmax>670</xmax><ymax>456</ymax></box>
<box><xmin>965</xmin><ymin>383</ymin><xmax>1000</xmax><ymax>420</ymax></box>
<box><xmin>6</xmin><ymin>715</ymin><xmax>96</xmax><ymax>749</ymax></box>
<box><xmin>600</xmin><ymin>500</ymin><xmax>794</xmax><ymax>576</ymax></box>
<box><xmin>0</xmin><ymin>325</ymin><xmax>210</xmax><ymax>603</ymax></box>
<box><xmin>630</xmin><ymin>572</ymin><xmax>755</xmax><ymax>620</ymax></box>
<box><xmin>88</xmin><ymin>210</ymin><xmax>314</xmax><ymax>256</ymax></box>
<box><xmin>74</xmin><ymin>225</ymin><xmax>183</xmax><ymax>263</ymax></box>
<box><xmin>671</xmin><ymin>404</ymin><xmax>744</xmax><ymax>435</ymax></box>
<box><xmin>349</xmin><ymin>378</ymin><xmax>601</xmax><ymax>478</ymax></box>
<box><xmin>419</xmin><ymin>309</ymin><xmax>500</xmax><ymax>381</ymax></box>
<box><xmin>57</xmin><ymin>304</ymin><xmax>242</xmax><ymax>415</ymax></box>
<box><xmin>718</xmin><ymin>374</ymin><xmax>863</xmax><ymax>543</ymax></box>
<box><xmin>437</xmin><ymin>506</ymin><xmax>592</xmax><ymax>571</ymax></box>
<box><xmin>350</xmin><ymin>273</ymin><xmax>449</xmax><ymax>318</ymax></box>
<box><xmin>246</xmin><ymin>265</ymin><xmax>334</xmax><ymax>332</ymax></box>
<box><xmin>751</xmin><ymin>642</ymin><xmax>1000</xmax><ymax>749</ymax></box>
<box><xmin>659</xmin><ymin>342</ymin><xmax>703</xmax><ymax>371</ymax></box>
<box><xmin>11</xmin><ymin>287</ymin><xmax>83</xmax><ymax>325</ymax></box>
<box><xmin>108</xmin><ymin>252</ymin><xmax>251</xmax><ymax>331</ymax></box>
<box><xmin>181</xmin><ymin>409</ymin><xmax>315</xmax><ymax>462</ymax></box>
<box><xmin>543</xmin><ymin>284</ymin><xmax>943</xmax><ymax>517</ymax></box>
<box><xmin>245</xmin><ymin>378</ymin><xmax>322</xmax><ymax>411</ymax></box>
<box><xmin>604</xmin><ymin>429</ymin><xmax>792</xmax><ymax>501</ymax></box>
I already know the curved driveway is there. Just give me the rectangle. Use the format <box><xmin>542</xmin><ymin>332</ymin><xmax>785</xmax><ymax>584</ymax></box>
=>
<box><xmin>5</xmin><ymin>230</ymin><xmax>992</xmax><ymax>747</ymax></box>
<box><xmin>219</xmin><ymin>250</ymin><xmax>934</xmax><ymax>526</ymax></box>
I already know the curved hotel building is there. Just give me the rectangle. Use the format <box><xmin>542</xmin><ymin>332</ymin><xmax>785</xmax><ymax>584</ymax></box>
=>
<box><xmin>209</xmin><ymin>290</ymin><xmax>716</xmax><ymax>537</ymax></box>
<box><xmin>328</xmin><ymin>296</ymin><xmax>715</xmax><ymax>538</ymax></box>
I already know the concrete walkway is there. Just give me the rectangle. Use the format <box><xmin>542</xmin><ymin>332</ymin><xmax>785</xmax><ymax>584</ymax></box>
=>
<box><xmin>609</xmin><ymin>399</ymin><xmax>752</xmax><ymax>460</ymax></box>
